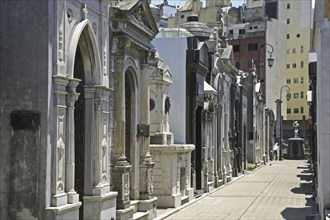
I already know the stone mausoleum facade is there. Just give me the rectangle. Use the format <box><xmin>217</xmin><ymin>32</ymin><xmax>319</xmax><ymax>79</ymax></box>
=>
<box><xmin>0</xmin><ymin>0</ymin><xmax>160</xmax><ymax>219</ymax></box>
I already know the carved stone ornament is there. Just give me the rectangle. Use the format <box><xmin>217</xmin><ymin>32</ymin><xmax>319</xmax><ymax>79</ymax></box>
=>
<box><xmin>58</xmin><ymin>31</ymin><xmax>63</xmax><ymax>62</ymax></box>
<box><xmin>67</xmin><ymin>8</ymin><xmax>73</xmax><ymax>23</ymax></box>
<box><xmin>92</xmin><ymin>22</ymin><xmax>97</xmax><ymax>35</ymax></box>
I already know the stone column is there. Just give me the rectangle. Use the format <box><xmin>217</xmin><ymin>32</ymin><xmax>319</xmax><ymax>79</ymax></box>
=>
<box><xmin>139</xmin><ymin>54</ymin><xmax>155</xmax><ymax>200</ymax></box>
<box><xmin>52</xmin><ymin>75</ymin><xmax>69</xmax><ymax>207</ymax></box>
<box><xmin>112</xmin><ymin>34</ymin><xmax>131</xmax><ymax>209</ymax></box>
<box><xmin>65</xmin><ymin>78</ymin><xmax>81</xmax><ymax>204</ymax></box>
<box><xmin>113</xmin><ymin>34</ymin><xmax>128</xmax><ymax>165</ymax></box>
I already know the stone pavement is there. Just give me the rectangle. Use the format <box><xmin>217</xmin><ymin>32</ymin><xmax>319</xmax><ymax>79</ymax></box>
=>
<box><xmin>156</xmin><ymin>160</ymin><xmax>319</xmax><ymax>220</ymax></box>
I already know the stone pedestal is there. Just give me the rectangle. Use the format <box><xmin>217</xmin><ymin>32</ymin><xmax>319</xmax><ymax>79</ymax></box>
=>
<box><xmin>116</xmin><ymin>206</ymin><xmax>134</xmax><ymax>220</ymax></box>
<box><xmin>112</xmin><ymin>165</ymin><xmax>132</xmax><ymax>210</ymax></box>
<box><xmin>83</xmin><ymin>192</ymin><xmax>117</xmax><ymax>220</ymax></box>
<box><xmin>150</xmin><ymin>144</ymin><xmax>195</xmax><ymax>208</ymax></box>
<box><xmin>46</xmin><ymin>203</ymin><xmax>81</xmax><ymax>220</ymax></box>
<box><xmin>138</xmin><ymin>197</ymin><xmax>158</xmax><ymax>219</ymax></box>
<box><xmin>139</xmin><ymin>160</ymin><xmax>155</xmax><ymax>200</ymax></box>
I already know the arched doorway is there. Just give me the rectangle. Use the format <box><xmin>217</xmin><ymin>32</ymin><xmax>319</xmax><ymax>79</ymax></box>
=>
<box><xmin>72</xmin><ymin>26</ymin><xmax>98</xmax><ymax>219</ymax></box>
<box><xmin>124</xmin><ymin>68</ymin><xmax>138</xmax><ymax>199</ymax></box>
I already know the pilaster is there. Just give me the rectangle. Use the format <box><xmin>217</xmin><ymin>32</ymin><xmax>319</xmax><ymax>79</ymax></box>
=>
<box><xmin>52</xmin><ymin>75</ymin><xmax>69</xmax><ymax>207</ymax></box>
<box><xmin>93</xmin><ymin>86</ymin><xmax>111</xmax><ymax>195</ymax></box>
<box><xmin>139</xmin><ymin>53</ymin><xmax>155</xmax><ymax>200</ymax></box>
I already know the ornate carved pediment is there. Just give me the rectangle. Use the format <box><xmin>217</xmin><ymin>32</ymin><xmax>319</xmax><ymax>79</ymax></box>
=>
<box><xmin>112</xmin><ymin>0</ymin><xmax>158</xmax><ymax>37</ymax></box>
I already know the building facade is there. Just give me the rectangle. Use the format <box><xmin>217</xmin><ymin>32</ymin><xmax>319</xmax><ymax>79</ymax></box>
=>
<box><xmin>311</xmin><ymin>0</ymin><xmax>330</xmax><ymax>218</ymax></box>
<box><xmin>285</xmin><ymin>0</ymin><xmax>312</xmax><ymax>121</ymax></box>
<box><xmin>0</xmin><ymin>0</ymin><xmax>159</xmax><ymax>219</ymax></box>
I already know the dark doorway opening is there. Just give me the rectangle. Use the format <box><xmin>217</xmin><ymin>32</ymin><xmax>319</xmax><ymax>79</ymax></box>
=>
<box><xmin>195</xmin><ymin>106</ymin><xmax>203</xmax><ymax>190</ymax></box>
<box><xmin>74</xmin><ymin>45</ymin><xmax>85</xmax><ymax>220</ymax></box>
<box><xmin>125</xmin><ymin>73</ymin><xmax>132</xmax><ymax>163</ymax></box>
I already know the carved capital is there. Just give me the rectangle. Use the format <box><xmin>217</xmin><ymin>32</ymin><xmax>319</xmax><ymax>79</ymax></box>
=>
<box><xmin>141</xmin><ymin>48</ymin><xmax>157</xmax><ymax>67</ymax></box>
<box><xmin>94</xmin><ymin>98</ymin><xmax>105</xmax><ymax>111</ymax></box>
<box><xmin>113</xmin><ymin>34</ymin><xmax>126</xmax><ymax>55</ymax></box>
<box><xmin>66</xmin><ymin>93</ymin><xmax>80</xmax><ymax>107</ymax></box>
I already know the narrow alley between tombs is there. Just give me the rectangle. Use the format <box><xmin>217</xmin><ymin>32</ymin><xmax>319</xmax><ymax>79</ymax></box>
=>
<box><xmin>158</xmin><ymin>160</ymin><xmax>319</xmax><ymax>220</ymax></box>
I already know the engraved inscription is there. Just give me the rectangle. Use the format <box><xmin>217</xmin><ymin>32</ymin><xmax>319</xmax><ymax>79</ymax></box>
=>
<box><xmin>122</xmin><ymin>173</ymin><xmax>129</xmax><ymax>201</ymax></box>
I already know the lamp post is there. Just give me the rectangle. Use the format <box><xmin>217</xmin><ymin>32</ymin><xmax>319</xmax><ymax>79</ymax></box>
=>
<box><xmin>265</xmin><ymin>43</ymin><xmax>274</xmax><ymax>68</ymax></box>
<box><xmin>275</xmin><ymin>85</ymin><xmax>291</xmax><ymax>161</ymax></box>
<box><xmin>256</xmin><ymin>43</ymin><xmax>274</xmax><ymax>102</ymax></box>
<box><xmin>258</xmin><ymin>43</ymin><xmax>274</xmax><ymax>69</ymax></box>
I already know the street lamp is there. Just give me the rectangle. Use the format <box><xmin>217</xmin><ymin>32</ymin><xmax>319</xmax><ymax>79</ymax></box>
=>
<box><xmin>265</xmin><ymin>43</ymin><xmax>274</xmax><ymax>68</ymax></box>
<box><xmin>275</xmin><ymin>85</ymin><xmax>291</xmax><ymax>161</ymax></box>
<box><xmin>258</xmin><ymin>43</ymin><xmax>275</xmax><ymax>70</ymax></box>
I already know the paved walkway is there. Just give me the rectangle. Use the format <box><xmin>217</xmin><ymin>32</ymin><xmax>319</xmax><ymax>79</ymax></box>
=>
<box><xmin>157</xmin><ymin>160</ymin><xmax>319</xmax><ymax>220</ymax></box>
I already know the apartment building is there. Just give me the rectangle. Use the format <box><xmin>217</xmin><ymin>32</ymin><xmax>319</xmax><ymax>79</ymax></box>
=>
<box><xmin>285</xmin><ymin>0</ymin><xmax>312</xmax><ymax>121</ymax></box>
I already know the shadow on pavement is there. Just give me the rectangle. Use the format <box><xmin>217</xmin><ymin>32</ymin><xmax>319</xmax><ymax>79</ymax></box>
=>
<box><xmin>282</xmin><ymin>163</ymin><xmax>319</xmax><ymax>220</ymax></box>
<box><xmin>281</xmin><ymin>207</ymin><xmax>320</xmax><ymax>220</ymax></box>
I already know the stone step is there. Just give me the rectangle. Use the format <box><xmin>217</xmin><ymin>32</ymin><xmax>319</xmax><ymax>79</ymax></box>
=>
<box><xmin>181</xmin><ymin>195</ymin><xmax>189</xmax><ymax>205</ymax></box>
<box><xmin>133</xmin><ymin>211</ymin><xmax>149</xmax><ymax>220</ymax></box>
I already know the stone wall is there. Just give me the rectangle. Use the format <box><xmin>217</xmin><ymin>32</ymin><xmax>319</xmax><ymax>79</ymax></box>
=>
<box><xmin>0</xmin><ymin>1</ymin><xmax>49</xmax><ymax>219</ymax></box>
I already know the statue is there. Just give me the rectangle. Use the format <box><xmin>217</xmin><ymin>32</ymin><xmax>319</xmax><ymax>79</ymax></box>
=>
<box><xmin>293</xmin><ymin>121</ymin><xmax>300</xmax><ymax>138</ymax></box>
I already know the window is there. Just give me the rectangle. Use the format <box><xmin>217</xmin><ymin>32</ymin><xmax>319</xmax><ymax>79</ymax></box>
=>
<box><xmin>294</xmin><ymin>93</ymin><xmax>299</xmax><ymax>99</ymax></box>
<box><xmin>248</xmin><ymin>43</ymin><xmax>258</xmax><ymax>51</ymax></box>
<box><xmin>180</xmin><ymin>14</ymin><xmax>185</xmax><ymax>19</ymax></box>
<box><xmin>300</xmin><ymin>107</ymin><xmax>304</xmax><ymax>113</ymax></box>
<box><xmin>287</xmin><ymin>64</ymin><xmax>290</xmax><ymax>69</ymax></box>
<box><xmin>287</xmin><ymin>3</ymin><xmax>290</xmax><ymax>9</ymax></box>
<box><xmin>301</xmin><ymin>61</ymin><xmax>304</xmax><ymax>68</ymax></box>
<box><xmin>229</xmin><ymin>29</ymin><xmax>233</xmax><ymax>34</ymax></box>
<box><xmin>233</xmin><ymin>45</ymin><xmax>240</xmax><ymax>52</ymax></box>
<box><xmin>287</xmin><ymin>108</ymin><xmax>292</xmax><ymax>114</ymax></box>
<box><xmin>294</xmin><ymin>78</ymin><xmax>299</xmax><ymax>83</ymax></box>
<box><xmin>287</xmin><ymin>34</ymin><xmax>290</xmax><ymax>39</ymax></box>
<box><xmin>266</xmin><ymin>1</ymin><xmax>278</xmax><ymax>19</ymax></box>
<box><xmin>287</xmin><ymin>49</ymin><xmax>290</xmax><ymax>54</ymax></box>
<box><xmin>300</xmin><ymin>77</ymin><xmax>304</xmax><ymax>83</ymax></box>
<box><xmin>300</xmin><ymin>91</ymin><xmax>304</xmax><ymax>99</ymax></box>
<box><xmin>292</xmin><ymin>63</ymin><xmax>297</xmax><ymax>68</ymax></box>
<box><xmin>239</xmin><ymin>29</ymin><xmax>245</xmax><ymax>35</ymax></box>
<box><xmin>254</xmin><ymin>26</ymin><xmax>258</xmax><ymax>29</ymax></box>
<box><xmin>301</xmin><ymin>46</ymin><xmax>304</xmax><ymax>53</ymax></box>
<box><xmin>287</xmin><ymin>79</ymin><xmax>291</xmax><ymax>84</ymax></box>
<box><xmin>294</xmin><ymin>108</ymin><xmax>299</xmax><ymax>113</ymax></box>
<box><xmin>287</xmin><ymin>19</ymin><xmax>290</xmax><ymax>24</ymax></box>
<box><xmin>292</xmin><ymin>48</ymin><xmax>296</xmax><ymax>54</ymax></box>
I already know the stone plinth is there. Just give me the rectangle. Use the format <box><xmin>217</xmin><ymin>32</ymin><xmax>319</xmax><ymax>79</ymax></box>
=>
<box><xmin>112</xmin><ymin>165</ymin><xmax>132</xmax><ymax>210</ymax></box>
<box><xmin>138</xmin><ymin>197</ymin><xmax>158</xmax><ymax>219</ymax></box>
<box><xmin>83</xmin><ymin>192</ymin><xmax>117</xmax><ymax>220</ymax></box>
<box><xmin>150</xmin><ymin>144</ymin><xmax>195</xmax><ymax>208</ymax></box>
<box><xmin>45</xmin><ymin>203</ymin><xmax>81</xmax><ymax>220</ymax></box>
